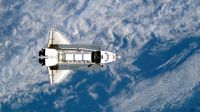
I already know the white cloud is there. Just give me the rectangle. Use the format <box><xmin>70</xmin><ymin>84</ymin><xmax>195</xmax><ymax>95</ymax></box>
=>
<box><xmin>88</xmin><ymin>83</ymin><xmax>100</xmax><ymax>100</ymax></box>
<box><xmin>110</xmin><ymin>52</ymin><xmax>200</xmax><ymax>112</ymax></box>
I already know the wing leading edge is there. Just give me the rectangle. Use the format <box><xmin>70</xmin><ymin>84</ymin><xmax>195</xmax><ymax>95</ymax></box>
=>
<box><xmin>48</xmin><ymin>67</ymin><xmax>72</xmax><ymax>84</ymax></box>
<box><xmin>48</xmin><ymin>29</ymin><xmax>71</xmax><ymax>47</ymax></box>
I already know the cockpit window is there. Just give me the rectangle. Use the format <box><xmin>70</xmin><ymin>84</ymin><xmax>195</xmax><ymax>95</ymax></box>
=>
<box><xmin>105</xmin><ymin>53</ymin><xmax>109</xmax><ymax>62</ymax></box>
<box><xmin>92</xmin><ymin>51</ymin><xmax>101</xmax><ymax>63</ymax></box>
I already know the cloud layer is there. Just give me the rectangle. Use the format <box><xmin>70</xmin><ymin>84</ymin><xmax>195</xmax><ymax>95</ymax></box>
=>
<box><xmin>0</xmin><ymin>0</ymin><xmax>200</xmax><ymax>111</ymax></box>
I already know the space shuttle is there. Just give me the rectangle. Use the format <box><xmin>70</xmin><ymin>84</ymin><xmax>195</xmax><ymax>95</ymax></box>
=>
<box><xmin>38</xmin><ymin>30</ymin><xmax>121</xmax><ymax>85</ymax></box>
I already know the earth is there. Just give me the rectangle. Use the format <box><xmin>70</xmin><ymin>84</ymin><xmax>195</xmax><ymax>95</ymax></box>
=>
<box><xmin>1</xmin><ymin>0</ymin><xmax>200</xmax><ymax>112</ymax></box>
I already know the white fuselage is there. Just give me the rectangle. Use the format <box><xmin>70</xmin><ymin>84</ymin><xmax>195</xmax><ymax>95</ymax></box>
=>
<box><xmin>38</xmin><ymin>29</ymin><xmax>121</xmax><ymax>84</ymax></box>
<box><xmin>42</xmin><ymin>48</ymin><xmax>119</xmax><ymax>67</ymax></box>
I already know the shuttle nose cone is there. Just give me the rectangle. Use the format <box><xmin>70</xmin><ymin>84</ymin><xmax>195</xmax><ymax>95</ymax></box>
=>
<box><xmin>116</xmin><ymin>54</ymin><xmax>121</xmax><ymax>60</ymax></box>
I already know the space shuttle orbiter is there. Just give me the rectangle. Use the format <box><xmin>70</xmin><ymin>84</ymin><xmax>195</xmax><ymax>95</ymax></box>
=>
<box><xmin>38</xmin><ymin>29</ymin><xmax>121</xmax><ymax>85</ymax></box>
